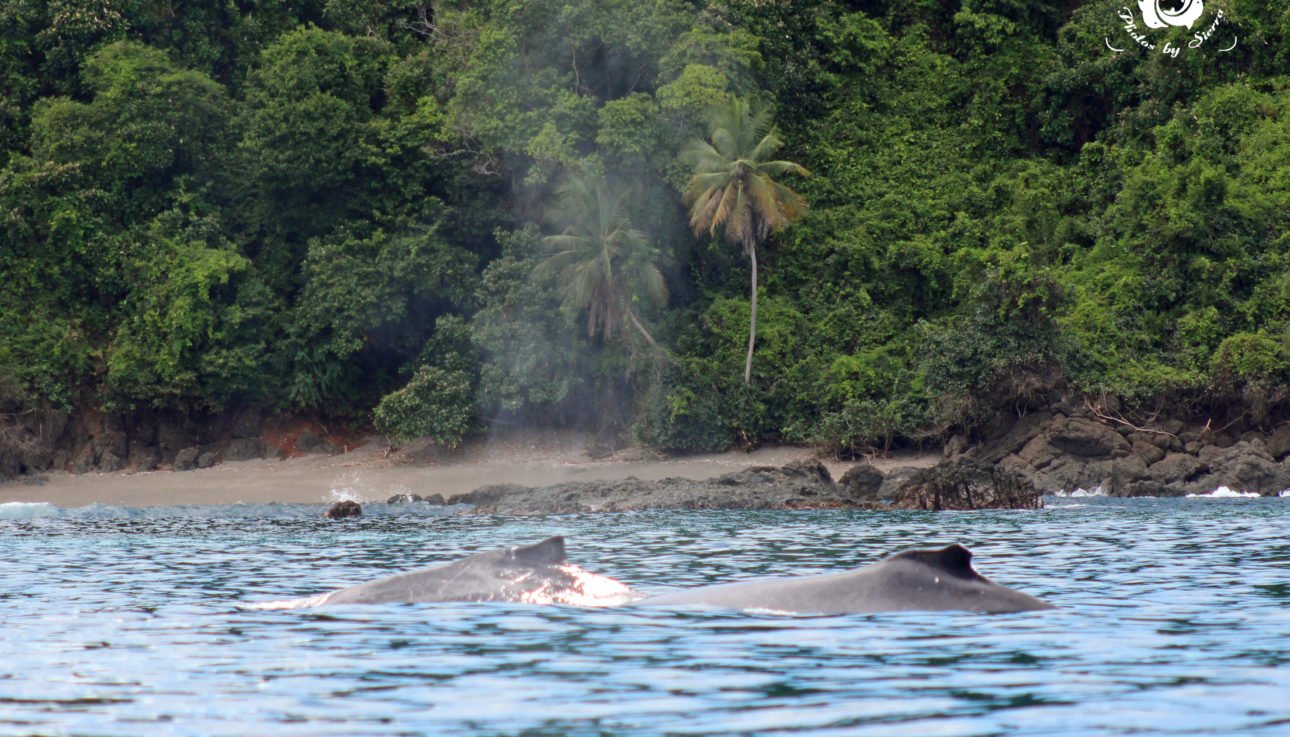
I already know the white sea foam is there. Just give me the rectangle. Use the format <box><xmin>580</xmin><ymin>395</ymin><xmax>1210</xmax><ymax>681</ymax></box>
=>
<box><xmin>327</xmin><ymin>471</ymin><xmax>422</xmax><ymax>504</ymax></box>
<box><xmin>1281</xmin><ymin>489</ymin><xmax>1290</xmax><ymax>498</ymax></box>
<box><xmin>241</xmin><ymin>592</ymin><xmax>334</xmax><ymax>611</ymax></box>
<box><xmin>1053</xmin><ymin>486</ymin><xmax>1106</xmax><ymax>498</ymax></box>
<box><xmin>328</xmin><ymin>470</ymin><xmax>369</xmax><ymax>503</ymax></box>
<box><xmin>1186</xmin><ymin>486</ymin><xmax>1261</xmax><ymax>498</ymax></box>
<box><xmin>0</xmin><ymin>501</ymin><xmax>60</xmax><ymax>520</ymax></box>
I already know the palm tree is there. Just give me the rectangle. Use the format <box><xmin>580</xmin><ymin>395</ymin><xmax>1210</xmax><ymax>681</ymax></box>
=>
<box><xmin>681</xmin><ymin>98</ymin><xmax>809</xmax><ymax>385</ymax></box>
<box><xmin>534</xmin><ymin>174</ymin><xmax>668</xmax><ymax>355</ymax></box>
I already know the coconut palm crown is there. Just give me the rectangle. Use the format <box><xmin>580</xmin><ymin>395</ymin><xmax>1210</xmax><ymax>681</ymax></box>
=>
<box><xmin>534</xmin><ymin>174</ymin><xmax>667</xmax><ymax>354</ymax></box>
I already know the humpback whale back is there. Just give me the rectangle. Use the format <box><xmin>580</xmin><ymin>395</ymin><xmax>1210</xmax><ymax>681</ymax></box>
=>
<box><xmin>887</xmin><ymin>543</ymin><xmax>980</xmax><ymax>581</ymax></box>
<box><xmin>247</xmin><ymin>536</ymin><xmax>634</xmax><ymax>609</ymax></box>
<box><xmin>506</xmin><ymin>536</ymin><xmax>567</xmax><ymax>565</ymax></box>
<box><xmin>246</xmin><ymin>538</ymin><xmax>1050</xmax><ymax>614</ymax></box>
<box><xmin>641</xmin><ymin>544</ymin><xmax>1053</xmax><ymax>614</ymax></box>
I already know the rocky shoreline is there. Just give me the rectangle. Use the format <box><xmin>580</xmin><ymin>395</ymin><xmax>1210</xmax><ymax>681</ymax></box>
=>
<box><xmin>397</xmin><ymin>458</ymin><xmax>1042</xmax><ymax>514</ymax></box>
<box><xmin>394</xmin><ymin>405</ymin><xmax>1290</xmax><ymax>512</ymax></box>
<box><xmin>0</xmin><ymin>406</ymin><xmax>356</xmax><ymax>479</ymax></box>
<box><xmin>957</xmin><ymin>409</ymin><xmax>1290</xmax><ymax>497</ymax></box>
<box><xmin>3</xmin><ymin>401</ymin><xmax>1290</xmax><ymax>506</ymax></box>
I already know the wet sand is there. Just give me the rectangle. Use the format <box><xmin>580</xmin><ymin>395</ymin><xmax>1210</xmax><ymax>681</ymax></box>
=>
<box><xmin>0</xmin><ymin>433</ymin><xmax>939</xmax><ymax>508</ymax></box>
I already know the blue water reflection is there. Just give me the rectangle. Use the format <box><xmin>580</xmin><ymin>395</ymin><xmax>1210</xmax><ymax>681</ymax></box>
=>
<box><xmin>2</xmin><ymin>498</ymin><xmax>1288</xmax><ymax>736</ymax></box>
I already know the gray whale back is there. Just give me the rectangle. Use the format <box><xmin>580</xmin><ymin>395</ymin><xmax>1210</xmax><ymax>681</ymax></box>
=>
<box><xmin>641</xmin><ymin>544</ymin><xmax>1053</xmax><ymax>614</ymax></box>
<box><xmin>316</xmin><ymin>536</ymin><xmax>632</xmax><ymax>606</ymax></box>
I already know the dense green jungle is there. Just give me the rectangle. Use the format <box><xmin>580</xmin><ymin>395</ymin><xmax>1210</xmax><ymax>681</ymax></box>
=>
<box><xmin>2</xmin><ymin>0</ymin><xmax>1289</xmax><ymax>457</ymax></box>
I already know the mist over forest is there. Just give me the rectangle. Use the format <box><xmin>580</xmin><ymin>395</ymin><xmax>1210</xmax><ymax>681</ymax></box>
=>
<box><xmin>3</xmin><ymin>0</ymin><xmax>1288</xmax><ymax>456</ymax></box>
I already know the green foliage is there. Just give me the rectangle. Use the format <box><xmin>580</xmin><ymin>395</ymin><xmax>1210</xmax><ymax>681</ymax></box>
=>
<box><xmin>535</xmin><ymin>174</ymin><xmax>667</xmax><ymax>351</ymax></box>
<box><xmin>3</xmin><ymin>0</ymin><xmax>1289</xmax><ymax>452</ymax></box>
<box><xmin>1207</xmin><ymin>332</ymin><xmax>1290</xmax><ymax>425</ymax></box>
<box><xmin>633</xmin><ymin>359</ymin><xmax>766</xmax><ymax>452</ymax></box>
<box><xmin>237</xmin><ymin>27</ymin><xmax>395</xmax><ymax>243</ymax></box>
<box><xmin>1210</xmin><ymin>332</ymin><xmax>1289</xmax><ymax>386</ymax></box>
<box><xmin>285</xmin><ymin>224</ymin><xmax>477</xmax><ymax>412</ymax></box>
<box><xmin>811</xmin><ymin>396</ymin><xmax>928</xmax><ymax>458</ymax></box>
<box><xmin>29</xmin><ymin>40</ymin><xmax>231</xmax><ymax>219</ymax></box>
<box><xmin>373</xmin><ymin>364</ymin><xmax>473</xmax><ymax>446</ymax></box>
<box><xmin>470</xmin><ymin>228</ymin><xmax>600</xmax><ymax>423</ymax></box>
<box><xmin>104</xmin><ymin>209</ymin><xmax>266</xmax><ymax>411</ymax></box>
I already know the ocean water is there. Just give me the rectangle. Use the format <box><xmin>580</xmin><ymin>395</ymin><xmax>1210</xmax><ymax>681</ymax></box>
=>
<box><xmin>2</xmin><ymin>498</ymin><xmax>1288</xmax><ymax>736</ymax></box>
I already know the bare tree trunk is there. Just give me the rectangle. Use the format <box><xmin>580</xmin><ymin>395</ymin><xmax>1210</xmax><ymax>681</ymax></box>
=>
<box><xmin>626</xmin><ymin>308</ymin><xmax>676</xmax><ymax>365</ymax></box>
<box><xmin>744</xmin><ymin>243</ymin><xmax>757</xmax><ymax>385</ymax></box>
<box><xmin>626</xmin><ymin>308</ymin><xmax>660</xmax><ymax>349</ymax></box>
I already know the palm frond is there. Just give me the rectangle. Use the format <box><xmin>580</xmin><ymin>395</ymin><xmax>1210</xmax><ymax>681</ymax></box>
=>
<box><xmin>748</xmin><ymin>128</ymin><xmax>784</xmax><ymax>164</ymax></box>
<box><xmin>534</xmin><ymin>172</ymin><xmax>670</xmax><ymax>348</ymax></box>
<box><xmin>757</xmin><ymin>159</ymin><xmax>811</xmax><ymax>178</ymax></box>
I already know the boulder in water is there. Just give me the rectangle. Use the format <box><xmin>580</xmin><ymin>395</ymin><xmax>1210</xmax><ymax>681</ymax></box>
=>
<box><xmin>324</xmin><ymin>500</ymin><xmax>362</xmax><ymax>519</ymax></box>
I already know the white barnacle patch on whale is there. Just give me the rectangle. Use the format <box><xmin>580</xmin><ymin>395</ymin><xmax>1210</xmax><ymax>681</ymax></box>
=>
<box><xmin>517</xmin><ymin>564</ymin><xmax>637</xmax><ymax>607</ymax></box>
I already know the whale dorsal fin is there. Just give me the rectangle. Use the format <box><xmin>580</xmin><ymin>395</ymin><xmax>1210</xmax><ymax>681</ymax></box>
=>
<box><xmin>507</xmin><ymin>536</ymin><xmax>566</xmax><ymax>565</ymax></box>
<box><xmin>889</xmin><ymin>544</ymin><xmax>981</xmax><ymax>580</ymax></box>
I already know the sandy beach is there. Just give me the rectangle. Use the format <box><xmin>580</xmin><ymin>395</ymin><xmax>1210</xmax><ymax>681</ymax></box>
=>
<box><xmin>0</xmin><ymin>432</ymin><xmax>939</xmax><ymax>508</ymax></box>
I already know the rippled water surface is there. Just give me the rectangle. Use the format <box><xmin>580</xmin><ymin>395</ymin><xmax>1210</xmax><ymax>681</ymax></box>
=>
<box><xmin>2</xmin><ymin>497</ymin><xmax>1289</xmax><ymax>736</ymax></box>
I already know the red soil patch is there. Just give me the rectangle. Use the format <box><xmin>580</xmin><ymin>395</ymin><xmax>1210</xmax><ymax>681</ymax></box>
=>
<box><xmin>262</xmin><ymin>418</ymin><xmax>364</xmax><ymax>459</ymax></box>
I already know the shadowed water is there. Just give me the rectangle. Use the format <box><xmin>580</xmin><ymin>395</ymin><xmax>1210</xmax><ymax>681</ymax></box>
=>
<box><xmin>2</xmin><ymin>498</ymin><xmax>1288</xmax><ymax>736</ymax></box>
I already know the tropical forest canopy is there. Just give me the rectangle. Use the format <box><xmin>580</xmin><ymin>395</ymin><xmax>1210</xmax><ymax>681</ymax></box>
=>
<box><xmin>2</xmin><ymin>0</ymin><xmax>1289</xmax><ymax>454</ymax></box>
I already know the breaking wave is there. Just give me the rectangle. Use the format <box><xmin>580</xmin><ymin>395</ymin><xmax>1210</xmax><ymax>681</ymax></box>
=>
<box><xmin>1186</xmin><ymin>487</ymin><xmax>1262</xmax><ymax>499</ymax></box>
<box><xmin>0</xmin><ymin>501</ymin><xmax>60</xmax><ymax>520</ymax></box>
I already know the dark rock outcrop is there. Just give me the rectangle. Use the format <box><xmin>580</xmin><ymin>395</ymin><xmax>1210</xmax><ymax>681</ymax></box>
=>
<box><xmin>222</xmin><ymin>438</ymin><xmax>264</xmax><ymax>462</ymax></box>
<box><xmin>98</xmin><ymin>449</ymin><xmax>124</xmax><ymax>473</ymax></box>
<box><xmin>890</xmin><ymin>459</ymin><xmax>1042</xmax><ymax>511</ymax></box>
<box><xmin>1109</xmin><ymin>482</ymin><xmax>1186</xmax><ymax>498</ymax></box>
<box><xmin>69</xmin><ymin>445</ymin><xmax>97</xmax><ymax>475</ymax></box>
<box><xmin>451</xmin><ymin>459</ymin><xmax>1037</xmax><ymax>514</ymax></box>
<box><xmin>174</xmin><ymin>447</ymin><xmax>200</xmax><ymax>472</ymax></box>
<box><xmin>1047</xmin><ymin>417</ymin><xmax>1132</xmax><ymax>458</ymax></box>
<box><xmin>1267</xmin><ymin>425</ymin><xmax>1290</xmax><ymax>461</ymax></box>
<box><xmin>1129</xmin><ymin>438</ymin><xmax>1166</xmax><ymax>466</ymax></box>
<box><xmin>838</xmin><ymin>463</ymin><xmax>885</xmax><ymax>501</ymax></box>
<box><xmin>1197</xmin><ymin>441</ymin><xmax>1290</xmax><ymax>495</ymax></box>
<box><xmin>974</xmin><ymin>412</ymin><xmax>1054</xmax><ymax>464</ymax></box>
<box><xmin>960</xmin><ymin>408</ymin><xmax>1290</xmax><ymax>497</ymax></box>
<box><xmin>230</xmin><ymin>407</ymin><xmax>263</xmax><ymax>439</ymax></box>
<box><xmin>876</xmin><ymin>466</ymin><xmax>923</xmax><ymax>503</ymax></box>
<box><xmin>1148</xmin><ymin>453</ymin><xmax>1206</xmax><ymax>485</ymax></box>
<box><xmin>387</xmin><ymin>493</ymin><xmax>446</xmax><ymax>505</ymax></box>
<box><xmin>126</xmin><ymin>441</ymin><xmax>160</xmax><ymax>472</ymax></box>
<box><xmin>456</xmin><ymin>461</ymin><xmax>846</xmax><ymax>514</ymax></box>
<box><xmin>296</xmin><ymin>429</ymin><xmax>338</xmax><ymax>455</ymax></box>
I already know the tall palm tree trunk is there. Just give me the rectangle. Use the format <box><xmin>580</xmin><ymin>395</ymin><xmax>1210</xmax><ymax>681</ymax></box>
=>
<box><xmin>626</xmin><ymin>307</ymin><xmax>661</xmax><ymax>350</ymax></box>
<box><xmin>744</xmin><ymin>242</ymin><xmax>757</xmax><ymax>385</ymax></box>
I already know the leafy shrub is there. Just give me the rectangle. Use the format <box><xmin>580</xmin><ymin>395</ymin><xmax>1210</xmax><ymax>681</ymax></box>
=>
<box><xmin>1208</xmin><ymin>332</ymin><xmax>1290</xmax><ymax>424</ymax></box>
<box><xmin>285</xmin><ymin>224</ymin><xmax>476</xmax><ymax>413</ymax></box>
<box><xmin>810</xmin><ymin>396</ymin><xmax>928</xmax><ymax>458</ymax></box>
<box><xmin>373</xmin><ymin>365</ymin><xmax>473</xmax><ymax>446</ymax></box>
